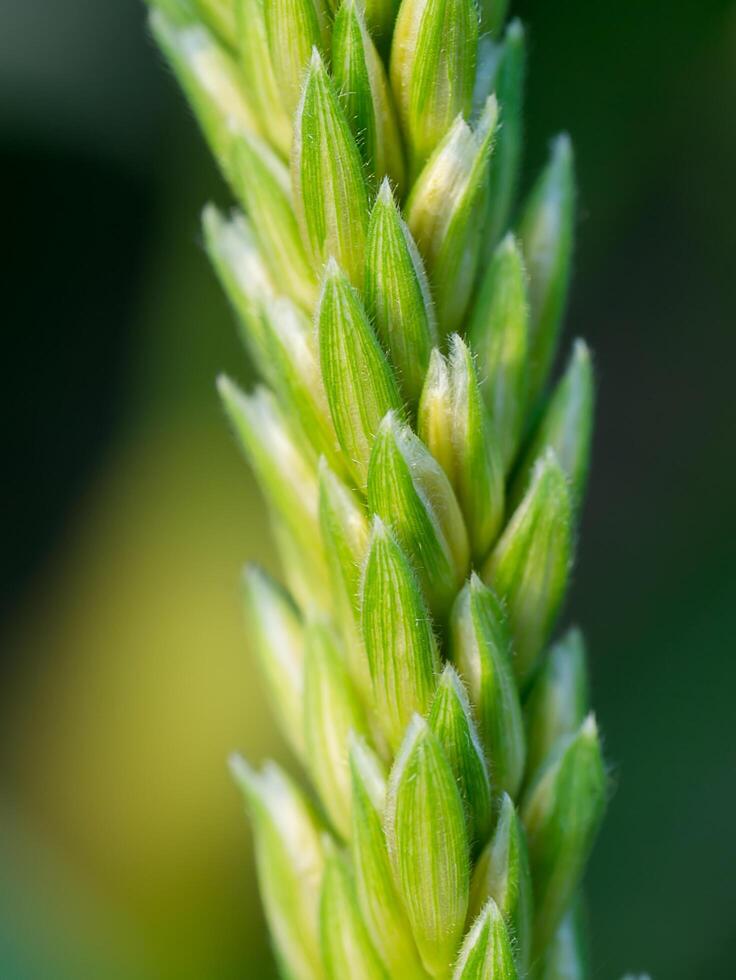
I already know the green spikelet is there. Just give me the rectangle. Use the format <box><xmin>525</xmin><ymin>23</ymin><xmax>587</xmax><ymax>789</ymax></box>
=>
<box><xmin>148</xmin><ymin>0</ymin><xmax>618</xmax><ymax>973</ymax></box>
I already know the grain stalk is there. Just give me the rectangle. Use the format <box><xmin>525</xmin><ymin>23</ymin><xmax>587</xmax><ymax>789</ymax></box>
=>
<box><xmin>148</xmin><ymin>0</ymin><xmax>617</xmax><ymax>975</ymax></box>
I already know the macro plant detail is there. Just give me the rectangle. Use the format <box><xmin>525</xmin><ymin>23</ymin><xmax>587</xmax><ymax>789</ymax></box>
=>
<box><xmin>148</xmin><ymin>0</ymin><xmax>609</xmax><ymax>976</ymax></box>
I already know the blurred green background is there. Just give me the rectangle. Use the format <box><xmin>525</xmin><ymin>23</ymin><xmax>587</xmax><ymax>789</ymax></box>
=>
<box><xmin>2</xmin><ymin>1</ymin><xmax>735</xmax><ymax>977</ymax></box>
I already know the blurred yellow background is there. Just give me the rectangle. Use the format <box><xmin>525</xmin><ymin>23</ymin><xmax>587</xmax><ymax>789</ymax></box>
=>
<box><xmin>4</xmin><ymin>426</ymin><xmax>278</xmax><ymax>977</ymax></box>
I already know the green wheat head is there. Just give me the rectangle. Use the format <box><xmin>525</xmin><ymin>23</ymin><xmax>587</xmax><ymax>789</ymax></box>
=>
<box><xmin>148</xmin><ymin>0</ymin><xmax>611</xmax><ymax>975</ymax></box>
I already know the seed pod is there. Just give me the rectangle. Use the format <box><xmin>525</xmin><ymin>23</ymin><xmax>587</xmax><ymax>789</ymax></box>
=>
<box><xmin>483</xmin><ymin>19</ymin><xmax>526</xmax><ymax>255</ymax></box>
<box><xmin>149</xmin><ymin>10</ymin><xmax>259</xmax><ymax>184</ymax></box>
<box><xmin>467</xmin><ymin>233</ymin><xmax>529</xmax><ymax>472</ymax></box>
<box><xmin>303</xmin><ymin>620</ymin><xmax>368</xmax><ymax>838</ymax></box>
<box><xmin>521</xmin><ymin>714</ymin><xmax>607</xmax><ymax>955</ymax></box>
<box><xmin>217</xmin><ymin>379</ymin><xmax>330</xmax><ymax>610</ymax></box>
<box><xmin>514</xmin><ymin>339</ymin><xmax>595</xmax><ymax>512</ymax></box>
<box><xmin>536</xmin><ymin>896</ymin><xmax>589</xmax><ymax>980</ymax></box>
<box><xmin>317</xmin><ymin>260</ymin><xmax>402</xmax><ymax>487</ymax></box>
<box><xmin>231</xmin><ymin>131</ymin><xmax>317</xmax><ymax>310</ymax></box>
<box><xmin>407</xmin><ymin>96</ymin><xmax>498</xmax><ymax>334</ymax></box>
<box><xmin>361</xmin><ymin>518</ymin><xmax>440</xmax><ymax>751</ymax></box>
<box><xmin>449</xmin><ymin>575</ymin><xmax>525</xmax><ymax>798</ymax></box>
<box><xmin>469</xmin><ymin>793</ymin><xmax>532</xmax><ymax>974</ymax></box>
<box><xmin>293</xmin><ymin>49</ymin><xmax>370</xmax><ymax>287</ymax></box>
<box><xmin>230</xmin><ymin>756</ymin><xmax>326</xmax><ymax>979</ymax></box>
<box><xmin>417</xmin><ymin>350</ymin><xmax>454</xmax><ymax>480</ymax></box>
<box><xmin>332</xmin><ymin>0</ymin><xmax>405</xmax><ymax>188</ymax></box>
<box><xmin>367</xmin><ymin>413</ymin><xmax>469</xmax><ymax>620</ymax></box>
<box><xmin>217</xmin><ymin>378</ymin><xmax>319</xmax><ymax>542</ymax></box>
<box><xmin>202</xmin><ymin>206</ymin><xmax>278</xmax><ymax>385</ymax></box>
<box><xmin>525</xmin><ymin>627</ymin><xmax>589</xmax><ymax>784</ymax></box>
<box><xmin>386</xmin><ymin>716</ymin><xmax>470</xmax><ymax>977</ymax></box>
<box><xmin>201</xmin><ymin>240</ymin><xmax>335</xmax><ymax>469</ymax></box>
<box><xmin>260</xmin><ymin>297</ymin><xmax>342</xmax><ymax>471</ymax></box>
<box><xmin>428</xmin><ymin>665</ymin><xmax>492</xmax><ymax>853</ymax></box>
<box><xmin>518</xmin><ymin>135</ymin><xmax>576</xmax><ymax>405</ymax></box>
<box><xmin>235</xmin><ymin>0</ymin><xmax>292</xmax><ymax>155</ymax></box>
<box><xmin>452</xmin><ymin>898</ymin><xmax>518</xmax><ymax>980</ymax></box>
<box><xmin>320</xmin><ymin>847</ymin><xmax>389</xmax><ymax>980</ymax></box>
<box><xmin>390</xmin><ymin>0</ymin><xmax>478</xmax><ymax>173</ymax></box>
<box><xmin>418</xmin><ymin>335</ymin><xmax>505</xmax><ymax>562</ymax></box>
<box><xmin>318</xmin><ymin>460</ymin><xmax>372</xmax><ymax>698</ymax></box>
<box><xmin>365</xmin><ymin>179</ymin><xmax>437</xmax><ymax>407</ymax></box>
<box><xmin>349</xmin><ymin>736</ymin><xmax>428</xmax><ymax>979</ymax></box>
<box><xmin>318</xmin><ymin>460</ymin><xmax>369</xmax><ymax>620</ymax></box>
<box><xmin>242</xmin><ymin>565</ymin><xmax>306</xmax><ymax>761</ymax></box>
<box><xmin>483</xmin><ymin>450</ymin><xmax>572</xmax><ymax>685</ymax></box>
<box><xmin>263</xmin><ymin>0</ymin><xmax>323</xmax><ymax>117</ymax></box>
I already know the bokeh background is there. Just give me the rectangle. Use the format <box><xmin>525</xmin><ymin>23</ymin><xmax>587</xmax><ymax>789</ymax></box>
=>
<box><xmin>2</xmin><ymin>1</ymin><xmax>735</xmax><ymax>977</ymax></box>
